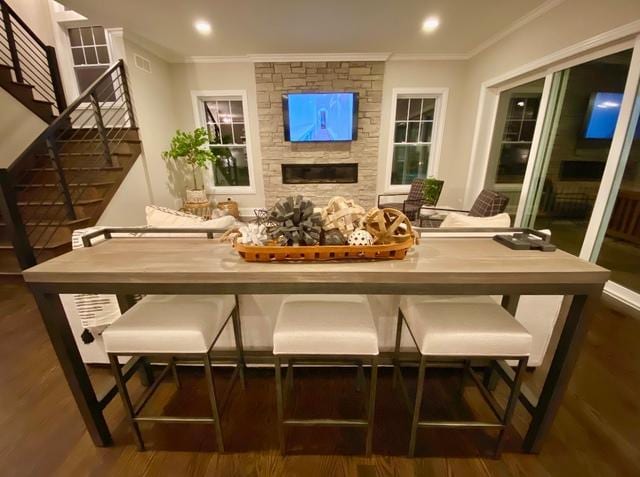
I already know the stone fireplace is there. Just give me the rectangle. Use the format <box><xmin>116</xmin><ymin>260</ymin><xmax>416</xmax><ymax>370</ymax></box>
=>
<box><xmin>255</xmin><ymin>61</ymin><xmax>384</xmax><ymax>208</ymax></box>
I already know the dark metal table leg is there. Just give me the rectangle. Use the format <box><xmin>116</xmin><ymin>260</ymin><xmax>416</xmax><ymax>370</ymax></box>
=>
<box><xmin>116</xmin><ymin>294</ymin><xmax>153</xmax><ymax>386</ymax></box>
<box><xmin>31</xmin><ymin>289</ymin><xmax>112</xmax><ymax>446</ymax></box>
<box><xmin>231</xmin><ymin>296</ymin><xmax>246</xmax><ymax>388</ymax></box>
<box><xmin>523</xmin><ymin>292</ymin><xmax>597</xmax><ymax>453</ymax></box>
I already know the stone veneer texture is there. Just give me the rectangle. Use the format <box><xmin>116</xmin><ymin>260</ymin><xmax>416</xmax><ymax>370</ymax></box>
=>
<box><xmin>255</xmin><ymin>61</ymin><xmax>384</xmax><ymax>208</ymax></box>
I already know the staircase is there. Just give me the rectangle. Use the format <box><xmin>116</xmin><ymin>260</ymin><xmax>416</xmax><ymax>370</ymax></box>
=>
<box><xmin>0</xmin><ymin>0</ymin><xmax>140</xmax><ymax>275</ymax></box>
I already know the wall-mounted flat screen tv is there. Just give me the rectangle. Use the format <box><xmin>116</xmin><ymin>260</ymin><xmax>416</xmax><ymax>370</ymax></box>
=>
<box><xmin>282</xmin><ymin>92</ymin><xmax>358</xmax><ymax>142</ymax></box>
<box><xmin>583</xmin><ymin>91</ymin><xmax>640</xmax><ymax>140</ymax></box>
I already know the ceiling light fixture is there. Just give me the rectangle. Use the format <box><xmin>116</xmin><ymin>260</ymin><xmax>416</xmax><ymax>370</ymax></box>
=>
<box><xmin>194</xmin><ymin>20</ymin><xmax>212</xmax><ymax>35</ymax></box>
<box><xmin>422</xmin><ymin>16</ymin><xmax>440</xmax><ymax>33</ymax></box>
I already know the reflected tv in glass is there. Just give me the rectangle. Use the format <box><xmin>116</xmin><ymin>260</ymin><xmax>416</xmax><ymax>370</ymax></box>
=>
<box><xmin>282</xmin><ymin>92</ymin><xmax>358</xmax><ymax>142</ymax></box>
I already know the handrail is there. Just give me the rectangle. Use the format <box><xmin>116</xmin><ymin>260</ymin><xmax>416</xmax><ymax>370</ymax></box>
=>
<box><xmin>7</xmin><ymin>59</ymin><xmax>126</xmax><ymax>177</ymax></box>
<box><xmin>0</xmin><ymin>0</ymin><xmax>66</xmax><ymax>113</ymax></box>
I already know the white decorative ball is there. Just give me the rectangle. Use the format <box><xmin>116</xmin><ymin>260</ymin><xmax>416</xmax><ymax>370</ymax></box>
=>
<box><xmin>347</xmin><ymin>229</ymin><xmax>374</xmax><ymax>246</ymax></box>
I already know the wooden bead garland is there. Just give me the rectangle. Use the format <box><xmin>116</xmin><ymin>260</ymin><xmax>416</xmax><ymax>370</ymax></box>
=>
<box><xmin>267</xmin><ymin>195</ymin><xmax>322</xmax><ymax>246</ymax></box>
<box><xmin>320</xmin><ymin>196</ymin><xmax>366</xmax><ymax>237</ymax></box>
<box><xmin>361</xmin><ymin>207</ymin><xmax>414</xmax><ymax>244</ymax></box>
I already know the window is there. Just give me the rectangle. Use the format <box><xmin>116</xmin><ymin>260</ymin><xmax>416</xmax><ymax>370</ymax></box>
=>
<box><xmin>497</xmin><ymin>95</ymin><xmax>541</xmax><ymax>183</ymax></box>
<box><xmin>68</xmin><ymin>26</ymin><xmax>114</xmax><ymax>100</ymax></box>
<box><xmin>484</xmin><ymin>79</ymin><xmax>544</xmax><ymax>217</ymax></box>
<box><xmin>387</xmin><ymin>91</ymin><xmax>445</xmax><ymax>187</ymax></box>
<box><xmin>200</xmin><ymin>96</ymin><xmax>252</xmax><ymax>189</ymax></box>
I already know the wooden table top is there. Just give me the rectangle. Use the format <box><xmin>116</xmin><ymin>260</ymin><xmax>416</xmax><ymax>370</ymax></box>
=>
<box><xmin>22</xmin><ymin>237</ymin><xmax>609</xmax><ymax>291</ymax></box>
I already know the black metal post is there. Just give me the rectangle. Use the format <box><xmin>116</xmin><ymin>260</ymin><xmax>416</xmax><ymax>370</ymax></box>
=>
<box><xmin>89</xmin><ymin>91</ymin><xmax>113</xmax><ymax>166</ymax></box>
<box><xmin>31</xmin><ymin>289</ymin><xmax>112</xmax><ymax>446</ymax></box>
<box><xmin>45</xmin><ymin>137</ymin><xmax>76</xmax><ymax>221</ymax></box>
<box><xmin>45</xmin><ymin>46</ymin><xmax>67</xmax><ymax>113</ymax></box>
<box><xmin>1</xmin><ymin>3</ymin><xmax>22</xmax><ymax>83</ymax></box>
<box><xmin>118</xmin><ymin>63</ymin><xmax>137</xmax><ymax>129</ymax></box>
<box><xmin>0</xmin><ymin>169</ymin><xmax>36</xmax><ymax>269</ymax></box>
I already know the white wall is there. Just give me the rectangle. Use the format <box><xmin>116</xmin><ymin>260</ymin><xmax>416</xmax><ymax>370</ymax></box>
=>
<box><xmin>378</xmin><ymin>60</ymin><xmax>468</xmax><ymax>207</ymax></box>
<box><xmin>121</xmin><ymin>36</ymin><xmax>178</xmax><ymax>209</ymax></box>
<box><xmin>169</xmin><ymin>61</ymin><xmax>266</xmax><ymax>209</ymax></box>
<box><xmin>0</xmin><ymin>89</ymin><xmax>47</xmax><ymax>168</ymax></box>
<box><xmin>9</xmin><ymin>0</ymin><xmax>54</xmax><ymax>45</ymax></box>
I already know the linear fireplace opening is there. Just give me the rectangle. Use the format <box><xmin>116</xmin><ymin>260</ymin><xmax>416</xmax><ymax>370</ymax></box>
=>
<box><xmin>281</xmin><ymin>163</ymin><xmax>358</xmax><ymax>184</ymax></box>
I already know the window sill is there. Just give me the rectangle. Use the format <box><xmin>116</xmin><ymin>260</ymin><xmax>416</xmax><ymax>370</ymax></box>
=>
<box><xmin>209</xmin><ymin>186</ymin><xmax>256</xmax><ymax>196</ymax></box>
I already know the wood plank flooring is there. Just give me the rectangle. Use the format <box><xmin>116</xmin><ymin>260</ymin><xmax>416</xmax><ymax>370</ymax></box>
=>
<box><xmin>1</xmin><ymin>281</ymin><xmax>639</xmax><ymax>476</ymax></box>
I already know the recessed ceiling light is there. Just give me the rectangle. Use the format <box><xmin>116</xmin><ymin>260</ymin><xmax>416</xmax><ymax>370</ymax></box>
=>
<box><xmin>422</xmin><ymin>16</ymin><xmax>440</xmax><ymax>33</ymax></box>
<box><xmin>194</xmin><ymin>20</ymin><xmax>212</xmax><ymax>35</ymax></box>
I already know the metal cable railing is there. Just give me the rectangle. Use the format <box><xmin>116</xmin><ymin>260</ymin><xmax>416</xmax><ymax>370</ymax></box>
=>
<box><xmin>0</xmin><ymin>0</ymin><xmax>66</xmax><ymax>114</ymax></box>
<box><xmin>0</xmin><ymin>59</ymin><xmax>137</xmax><ymax>269</ymax></box>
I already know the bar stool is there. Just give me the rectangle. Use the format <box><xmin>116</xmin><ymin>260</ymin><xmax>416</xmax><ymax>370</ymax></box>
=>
<box><xmin>394</xmin><ymin>295</ymin><xmax>532</xmax><ymax>457</ymax></box>
<box><xmin>273</xmin><ymin>295</ymin><xmax>379</xmax><ymax>455</ymax></box>
<box><xmin>102</xmin><ymin>294</ymin><xmax>245</xmax><ymax>452</ymax></box>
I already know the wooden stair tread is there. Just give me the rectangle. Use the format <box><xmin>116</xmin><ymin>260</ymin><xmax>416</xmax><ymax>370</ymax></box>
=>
<box><xmin>17</xmin><ymin>198</ymin><xmax>102</xmax><ymax>206</ymax></box>
<box><xmin>17</xmin><ymin>181</ymin><xmax>115</xmax><ymax>188</ymax></box>
<box><xmin>1</xmin><ymin>217</ymin><xmax>90</xmax><ymax>226</ymax></box>
<box><xmin>28</xmin><ymin>166</ymin><xmax>124</xmax><ymax>172</ymax></box>
<box><xmin>35</xmin><ymin>151</ymin><xmax>133</xmax><ymax>157</ymax></box>
<box><xmin>0</xmin><ymin>238</ymin><xmax>71</xmax><ymax>251</ymax></box>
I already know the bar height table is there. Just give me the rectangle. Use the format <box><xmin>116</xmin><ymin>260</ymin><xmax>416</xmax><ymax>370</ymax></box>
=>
<box><xmin>22</xmin><ymin>235</ymin><xmax>609</xmax><ymax>453</ymax></box>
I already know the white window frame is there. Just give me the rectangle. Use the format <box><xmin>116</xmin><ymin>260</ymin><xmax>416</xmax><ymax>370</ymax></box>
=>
<box><xmin>191</xmin><ymin>89</ymin><xmax>256</xmax><ymax>195</ymax></box>
<box><xmin>384</xmin><ymin>87</ymin><xmax>448</xmax><ymax>193</ymax></box>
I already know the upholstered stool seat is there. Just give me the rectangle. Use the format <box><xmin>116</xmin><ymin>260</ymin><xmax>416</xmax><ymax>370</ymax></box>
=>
<box><xmin>395</xmin><ymin>295</ymin><xmax>532</xmax><ymax>457</ymax></box>
<box><xmin>273</xmin><ymin>295</ymin><xmax>379</xmax><ymax>356</ymax></box>
<box><xmin>103</xmin><ymin>294</ymin><xmax>245</xmax><ymax>452</ymax></box>
<box><xmin>273</xmin><ymin>295</ymin><xmax>379</xmax><ymax>455</ymax></box>
<box><xmin>399</xmin><ymin>297</ymin><xmax>532</xmax><ymax>357</ymax></box>
<box><xmin>103</xmin><ymin>295</ymin><xmax>236</xmax><ymax>354</ymax></box>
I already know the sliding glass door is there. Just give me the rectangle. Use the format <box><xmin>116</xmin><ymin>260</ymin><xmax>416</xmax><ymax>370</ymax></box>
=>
<box><xmin>592</xmin><ymin>76</ymin><xmax>640</xmax><ymax>294</ymax></box>
<box><xmin>521</xmin><ymin>50</ymin><xmax>633</xmax><ymax>255</ymax></box>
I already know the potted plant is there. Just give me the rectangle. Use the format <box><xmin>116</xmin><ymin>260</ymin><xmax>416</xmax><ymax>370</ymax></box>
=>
<box><xmin>423</xmin><ymin>177</ymin><xmax>444</xmax><ymax>206</ymax></box>
<box><xmin>162</xmin><ymin>128</ymin><xmax>217</xmax><ymax>203</ymax></box>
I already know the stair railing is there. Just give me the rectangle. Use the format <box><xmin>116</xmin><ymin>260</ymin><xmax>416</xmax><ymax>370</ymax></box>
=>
<box><xmin>0</xmin><ymin>0</ymin><xmax>66</xmax><ymax>113</ymax></box>
<box><xmin>0</xmin><ymin>59</ymin><xmax>137</xmax><ymax>270</ymax></box>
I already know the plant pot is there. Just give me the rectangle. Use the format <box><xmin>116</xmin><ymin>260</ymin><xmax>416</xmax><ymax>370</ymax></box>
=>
<box><xmin>185</xmin><ymin>188</ymin><xmax>208</xmax><ymax>204</ymax></box>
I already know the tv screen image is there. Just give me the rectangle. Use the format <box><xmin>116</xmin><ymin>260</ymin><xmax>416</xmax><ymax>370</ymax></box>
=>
<box><xmin>583</xmin><ymin>91</ymin><xmax>640</xmax><ymax>140</ymax></box>
<box><xmin>283</xmin><ymin>92</ymin><xmax>358</xmax><ymax>142</ymax></box>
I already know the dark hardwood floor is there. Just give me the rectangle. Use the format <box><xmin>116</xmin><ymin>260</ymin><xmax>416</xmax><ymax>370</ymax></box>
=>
<box><xmin>1</xmin><ymin>281</ymin><xmax>639</xmax><ymax>476</ymax></box>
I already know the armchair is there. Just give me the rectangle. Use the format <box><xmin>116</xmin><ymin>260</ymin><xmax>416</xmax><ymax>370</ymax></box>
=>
<box><xmin>419</xmin><ymin>189</ymin><xmax>510</xmax><ymax>227</ymax></box>
<box><xmin>377</xmin><ymin>178</ymin><xmax>444</xmax><ymax>221</ymax></box>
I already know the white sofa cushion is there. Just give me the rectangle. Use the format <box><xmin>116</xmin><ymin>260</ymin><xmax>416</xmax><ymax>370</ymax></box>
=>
<box><xmin>102</xmin><ymin>294</ymin><xmax>235</xmax><ymax>354</ymax></box>
<box><xmin>400</xmin><ymin>297</ymin><xmax>532</xmax><ymax>357</ymax></box>
<box><xmin>273</xmin><ymin>295</ymin><xmax>379</xmax><ymax>356</ymax></box>
<box><xmin>145</xmin><ymin>205</ymin><xmax>237</xmax><ymax>230</ymax></box>
<box><xmin>440</xmin><ymin>212</ymin><xmax>511</xmax><ymax>228</ymax></box>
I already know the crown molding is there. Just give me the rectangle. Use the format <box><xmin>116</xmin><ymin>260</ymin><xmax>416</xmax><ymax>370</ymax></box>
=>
<box><xmin>180</xmin><ymin>52</ymin><xmax>391</xmax><ymax>64</ymax></box>
<box><xmin>467</xmin><ymin>0</ymin><xmax>566</xmax><ymax>57</ymax></box>
<box><xmin>388</xmin><ymin>53</ymin><xmax>469</xmax><ymax>61</ymax></box>
<box><xmin>183</xmin><ymin>55</ymin><xmax>253</xmax><ymax>63</ymax></box>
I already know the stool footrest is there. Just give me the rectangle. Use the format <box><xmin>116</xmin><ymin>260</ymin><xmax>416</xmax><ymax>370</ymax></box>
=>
<box><xmin>417</xmin><ymin>421</ymin><xmax>504</xmax><ymax>429</ymax></box>
<box><xmin>283</xmin><ymin>418</ymin><xmax>368</xmax><ymax>427</ymax></box>
<box><xmin>134</xmin><ymin>416</ymin><xmax>216</xmax><ymax>424</ymax></box>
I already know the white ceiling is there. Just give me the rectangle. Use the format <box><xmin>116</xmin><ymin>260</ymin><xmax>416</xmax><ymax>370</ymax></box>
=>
<box><xmin>59</xmin><ymin>0</ymin><xmax>559</xmax><ymax>61</ymax></box>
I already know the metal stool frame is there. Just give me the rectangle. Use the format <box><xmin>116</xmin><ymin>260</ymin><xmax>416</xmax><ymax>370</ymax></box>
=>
<box><xmin>274</xmin><ymin>354</ymin><xmax>379</xmax><ymax>455</ymax></box>
<box><xmin>108</xmin><ymin>298</ymin><xmax>246</xmax><ymax>452</ymax></box>
<box><xmin>393</xmin><ymin>308</ymin><xmax>528</xmax><ymax>458</ymax></box>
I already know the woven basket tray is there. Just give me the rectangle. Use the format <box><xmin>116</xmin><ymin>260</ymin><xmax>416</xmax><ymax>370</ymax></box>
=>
<box><xmin>234</xmin><ymin>239</ymin><xmax>413</xmax><ymax>262</ymax></box>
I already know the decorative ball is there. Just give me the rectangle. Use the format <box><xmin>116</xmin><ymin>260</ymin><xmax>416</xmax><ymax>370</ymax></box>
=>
<box><xmin>361</xmin><ymin>207</ymin><xmax>414</xmax><ymax>244</ymax></box>
<box><xmin>321</xmin><ymin>196</ymin><xmax>366</xmax><ymax>237</ymax></box>
<box><xmin>347</xmin><ymin>229</ymin><xmax>374</xmax><ymax>246</ymax></box>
